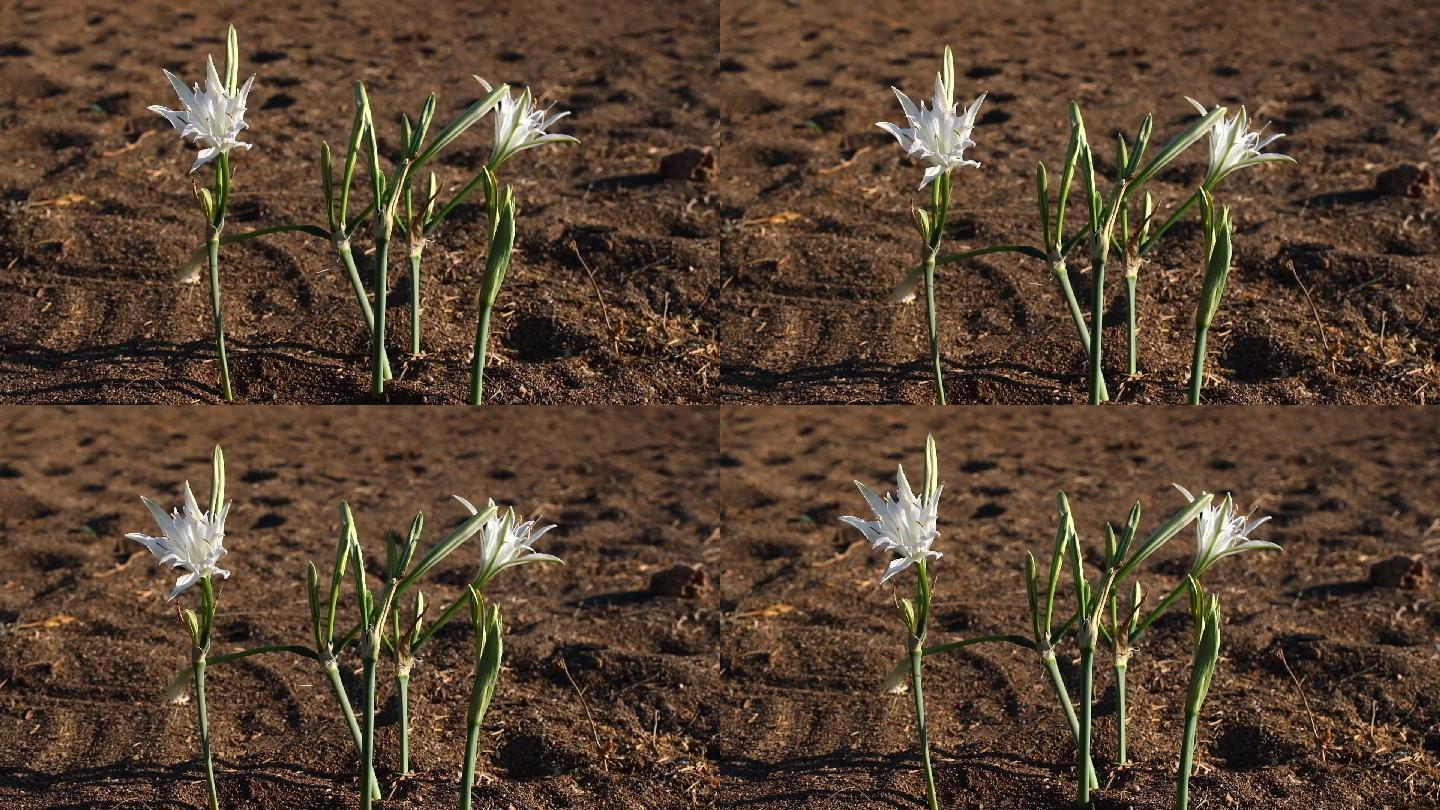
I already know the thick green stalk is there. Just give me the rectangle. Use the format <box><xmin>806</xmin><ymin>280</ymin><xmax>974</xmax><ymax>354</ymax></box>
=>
<box><xmin>1177</xmin><ymin>712</ymin><xmax>1199</xmax><ymax>809</ymax></box>
<box><xmin>206</xmin><ymin>233</ymin><xmax>234</xmax><ymax>402</ymax></box>
<box><xmin>470</xmin><ymin>303</ymin><xmax>494</xmax><ymax>405</ymax></box>
<box><xmin>397</xmin><ymin>669</ymin><xmax>412</xmax><ymax>774</ymax></box>
<box><xmin>1078</xmin><ymin>645</ymin><xmax>1095</xmax><ymax>807</ymax></box>
<box><xmin>923</xmin><ymin>250</ymin><xmax>946</xmax><ymax>406</ymax></box>
<box><xmin>371</xmin><ymin>237</ymin><xmax>390</xmax><ymax>396</ymax></box>
<box><xmin>336</xmin><ymin>242</ymin><xmax>391</xmax><ymax>380</ymax></box>
<box><xmin>325</xmin><ymin>660</ymin><xmax>379</xmax><ymax>800</ymax></box>
<box><xmin>460</xmin><ymin>720</ymin><xmax>481</xmax><ymax>810</ymax></box>
<box><xmin>910</xmin><ymin>640</ymin><xmax>939</xmax><ymax>810</ymax></box>
<box><xmin>408</xmin><ymin>250</ymin><xmax>423</xmax><ymax>355</ymax></box>
<box><xmin>1053</xmin><ymin>262</ymin><xmax>1091</xmax><ymax>354</ymax></box>
<box><xmin>1087</xmin><ymin>248</ymin><xmax>1107</xmax><ymax>406</ymax></box>
<box><xmin>1125</xmin><ymin>275</ymin><xmax>1138</xmax><ymax>376</ymax></box>
<box><xmin>1042</xmin><ymin>652</ymin><xmax>1097</xmax><ymax>790</ymax></box>
<box><xmin>1188</xmin><ymin>328</ymin><xmax>1209</xmax><ymax>405</ymax></box>
<box><xmin>1053</xmin><ymin>262</ymin><xmax>1108</xmax><ymax>401</ymax></box>
<box><xmin>1115</xmin><ymin>660</ymin><xmax>1130</xmax><ymax>764</ymax></box>
<box><xmin>192</xmin><ymin>654</ymin><xmax>219</xmax><ymax>810</ymax></box>
<box><xmin>359</xmin><ymin>656</ymin><xmax>378</xmax><ymax>810</ymax></box>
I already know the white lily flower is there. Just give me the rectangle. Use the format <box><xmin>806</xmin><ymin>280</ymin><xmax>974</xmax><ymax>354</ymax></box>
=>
<box><xmin>126</xmin><ymin>482</ymin><xmax>231</xmax><ymax>600</ymax></box>
<box><xmin>840</xmin><ymin>465</ymin><xmax>943</xmax><ymax>584</ymax></box>
<box><xmin>878</xmin><ymin>64</ymin><xmax>986</xmax><ymax>190</ymax></box>
<box><xmin>1185</xmin><ymin>97</ymin><xmax>1292</xmax><ymax>187</ymax></box>
<box><xmin>1173</xmin><ymin>484</ymin><xmax>1279</xmax><ymax>575</ymax></box>
<box><xmin>474</xmin><ymin>77</ymin><xmax>578</xmax><ymax>169</ymax></box>
<box><xmin>454</xmin><ymin>496</ymin><xmax>562</xmax><ymax>586</ymax></box>
<box><xmin>149</xmin><ymin>55</ymin><xmax>255</xmax><ymax>173</ymax></box>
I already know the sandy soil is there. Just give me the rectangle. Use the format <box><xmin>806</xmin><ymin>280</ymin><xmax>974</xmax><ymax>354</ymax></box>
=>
<box><xmin>719</xmin><ymin>406</ymin><xmax>1440</xmax><ymax>807</ymax></box>
<box><xmin>719</xmin><ymin>0</ymin><xmax>1440</xmax><ymax>404</ymax></box>
<box><xmin>0</xmin><ymin>406</ymin><xmax>720</xmax><ymax>808</ymax></box>
<box><xmin>0</xmin><ymin>0</ymin><xmax>719</xmax><ymax>403</ymax></box>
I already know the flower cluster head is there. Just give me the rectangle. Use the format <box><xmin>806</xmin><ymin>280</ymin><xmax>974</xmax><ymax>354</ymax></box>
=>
<box><xmin>454</xmin><ymin>496</ymin><xmax>562</xmax><ymax>587</ymax></box>
<box><xmin>127</xmin><ymin>482</ymin><xmax>231</xmax><ymax>600</ymax></box>
<box><xmin>841</xmin><ymin>465</ymin><xmax>943</xmax><ymax>583</ymax></box>
<box><xmin>1173</xmin><ymin>484</ymin><xmax>1279</xmax><ymax>576</ymax></box>
<box><xmin>149</xmin><ymin>56</ymin><xmax>255</xmax><ymax>173</ymax></box>
<box><xmin>1185</xmin><ymin>97</ymin><xmax>1292</xmax><ymax>187</ymax></box>
<box><xmin>475</xmin><ymin>76</ymin><xmax>578</xmax><ymax>170</ymax></box>
<box><xmin>877</xmin><ymin>48</ymin><xmax>987</xmax><ymax>190</ymax></box>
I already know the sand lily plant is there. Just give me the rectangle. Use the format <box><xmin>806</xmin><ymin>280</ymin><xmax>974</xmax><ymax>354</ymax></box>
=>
<box><xmin>393</xmin><ymin>497</ymin><xmax>561</xmax><ymax>774</ymax></box>
<box><xmin>1188</xmin><ymin>192</ymin><xmax>1231</xmax><ymax>403</ymax></box>
<box><xmin>840</xmin><ymin>435</ymin><xmax>946</xmax><ymax>809</ymax></box>
<box><xmin>466</xmin><ymin>79</ymin><xmax>577</xmax><ymax>404</ymax></box>
<box><xmin>879</xmin><ymin>48</ymin><xmax>1025</xmax><ymax>404</ymax></box>
<box><xmin>127</xmin><ymin>446</ymin><xmax>230</xmax><ymax>810</ymax></box>
<box><xmin>150</xmin><ymin>27</ymin><xmax>253</xmax><ymax>401</ymax></box>
<box><xmin>460</xmin><ymin>588</ymin><xmax>504</xmax><ymax>810</ymax></box>
<box><xmin>1177</xmin><ymin>577</ymin><xmax>1221</xmax><ymax>810</ymax></box>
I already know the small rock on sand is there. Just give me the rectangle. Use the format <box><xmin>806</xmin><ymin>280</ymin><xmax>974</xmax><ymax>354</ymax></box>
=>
<box><xmin>647</xmin><ymin>563</ymin><xmax>710</xmax><ymax>598</ymax></box>
<box><xmin>659</xmin><ymin>148</ymin><xmax>717</xmax><ymax>182</ymax></box>
<box><xmin>1368</xmin><ymin>555</ymin><xmax>1429</xmax><ymax>590</ymax></box>
<box><xmin>1375</xmin><ymin>164</ymin><xmax>1436</xmax><ymax>198</ymax></box>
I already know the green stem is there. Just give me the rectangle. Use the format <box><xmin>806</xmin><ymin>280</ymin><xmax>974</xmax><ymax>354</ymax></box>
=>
<box><xmin>360</xmin><ymin>656</ymin><xmax>377</xmax><ymax>810</ymax></box>
<box><xmin>460</xmin><ymin>716</ymin><xmax>481</xmax><ymax>810</ymax></box>
<box><xmin>1078</xmin><ymin>645</ymin><xmax>1095</xmax><ymax>807</ymax></box>
<box><xmin>1042</xmin><ymin>652</ymin><xmax>1097</xmax><ymax>790</ymax></box>
<box><xmin>325</xmin><ymin>660</ymin><xmax>379</xmax><ymax>800</ymax></box>
<box><xmin>923</xmin><ymin>251</ymin><xmax>946</xmax><ymax>405</ymax></box>
<box><xmin>408</xmin><ymin>250</ymin><xmax>423</xmax><ymax>355</ymax></box>
<box><xmin>1125</xmin><ymin>275</ymin><xmax>1138</xmax><ymax>376</ymax></box>
<box><xmin>470</xmin><ymin>302</ymin><xmax>494</xmax><ymax>405</ymax></box>
<box><xmin>1087</xmin><ymin>248</ymin><xmax>1107</xmax><ymax>406</ymax></box>
<box><xmin>1177</xmin><ymin>712</ymin><xmax>1199</xmax><ymax>809</ymax></box>
<box><xmin>1053</xmin><ymin>262</ymin><xmax>1091</xmax><ymax>354</ymax></box>
<box><xmin>336</xmin><ymin>242</ymin><xmax>391</xmax><ymax>381</ymax></box>
<box><xmin>371</xmin><ymin>237</ymin><xmax>390</xmax><ymax>397</ymax></box>
<box><xmin>206</xmin><ymin>234</ymin><xmax>233</xmax><ymax>402</ymax></box>
<box><xmin>397</xmin><ymin>670</ymin><xmax>412</xmax><ymax>774</ymax></box>
<box><xmin>1115</xmin><ymin>662</ymin><xmax>1129</xmax><ymax>765</ymax></box>
<box><xmin>910</xmin><ymin>642</ymin><xmax>939</xmax><ymax>810</ymax></box>
<box><xmin>192</xmin><ymin>654</ymin><xmax>219</xmax><ymax>810</ymax></box>
<box><xmin>1188</xmin><ymin>326</ymin><xmax>1209</xmax><ymax>405</ymax></box>
<box><xmin>922</xmin><ymin>634</ymin><xmax>1034</xmax><ymax>657</ymax></box>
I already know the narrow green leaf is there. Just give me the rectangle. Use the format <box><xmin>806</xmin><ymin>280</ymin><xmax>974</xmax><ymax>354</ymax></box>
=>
<box><xmin>1130</xmin><ymin>106</ymin><xmax>1226</xmax><ymax>190</ymax></box>
<box><xmin>208</xmin><ymin>445</ymin><xmax>225</xmax><ymax>516</ymax></box>
<box><xmin>1035</xmin><ymin>161</ymin><xmax>1051</xmax><ymax>248</ymax></box>
<box><xmin>339</xmin><ymin>85</ymin><xmax>369</xmax><ymax>229</ymax></box>
<box><xmin>396</xmin><ymin>503</ymin><xmax>497</xmax><ymax>595</ymax></box>
<box><xmin>413</xmin><ymin>82</ymin><xmax>509</xmax><ymax>170</ymax></box>
<box><xmin>224</xmin><ymin>25</ymin><xmax>239</xmax><ymax>96</ymax></box>
<box><xmin>320</xmin><ymin>141</ymin><xmax>336</xmax><ymax>232</ymax></box>
<box><xmin>923</xmin><ymin>434</ymin><xmax>939</xmax><ymax>500</ymax></box>
<box><xmin>414</xmin><ymin>94</ymin><xmax>438</xmax><ymax>157</ymax></box>
<box><xmin>1115</xmin><ymin>494</ymin><xmax>1212</xmax><ymax>581</ymax></box>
